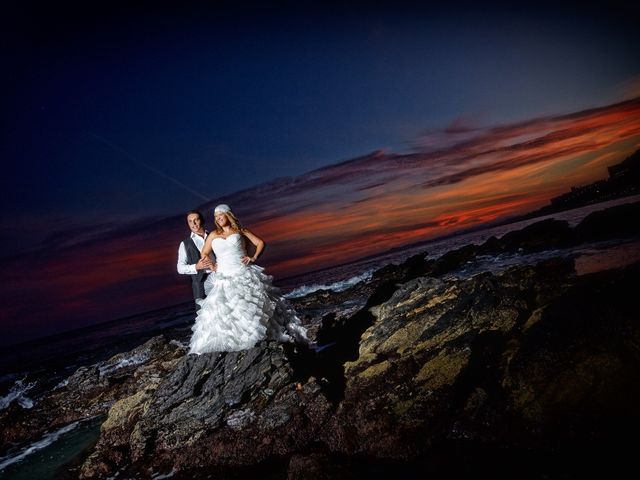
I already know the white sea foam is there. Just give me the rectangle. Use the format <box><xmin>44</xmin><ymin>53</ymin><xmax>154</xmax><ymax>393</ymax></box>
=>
<box><xmin>52</xmin><ymin>378</ymin><xmax>69</xmax><ymax>391</ymax></box>
<box><xmin>169</xmin><ymin>339</ymin><xmax>188</xmax><ymax>349</ymax></box>
<box><xmin>98</xmin><ymin>351</ymin><xmax>150</xmax><ymax>375</ymax></box>
<box><xmin>0</xmin><ymin>378</ymin><xmax>37</xmax><ymax>411</ymax></box>
<box><xmin>441</xmin><ymin>248</ymin><xmax>579</xmax><ymax>281</ymax></box>
<box><xmin>285</xmin><ymin>269</ymin><xmax>374</xmax><ymax>299</ymax></box>
<box><xmin>150</xmin><ymin>468</ymin><xmax>178</xmax><ymax>479</ymax></box>
<box><xmin>0</xmin><ymin>421</ymin><xmax>79</xmax><ymax>471</ymax></box>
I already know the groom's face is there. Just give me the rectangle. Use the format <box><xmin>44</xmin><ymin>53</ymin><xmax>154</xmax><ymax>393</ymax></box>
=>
<box><xmin>187</xmin><ymin>213</ymin><xmax>203</xmax><ymax>233</ymax></box>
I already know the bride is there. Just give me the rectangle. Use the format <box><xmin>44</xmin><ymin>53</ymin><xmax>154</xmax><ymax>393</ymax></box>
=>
<box><xmin>188</xmin><ymin>204</ymin><xmax>310</xmax><ymax>354</ymax></box>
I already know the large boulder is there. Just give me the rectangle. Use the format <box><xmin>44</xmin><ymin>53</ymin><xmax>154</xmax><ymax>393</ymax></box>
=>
<box><xmin>575</xmin><ymin>201</ymin><xmax>640</xmax><ymax>241</ymax></box>
<box><xmin>322</xmin><ymin>257</ymin><xmax>639</xmax><ymax>468</ymax></box>
<box><xmin>495</xmin><ymin>218</ymin><xmax>577</xmax><ymax>253</ymax></box>
<box><xmin>80</xmin><ymin>341</ymin><xmax>332</xmax><ymax>477</ymax></box>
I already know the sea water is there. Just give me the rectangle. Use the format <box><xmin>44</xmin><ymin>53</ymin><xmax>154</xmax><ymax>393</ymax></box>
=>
<box><xmin>283</xmin><ymin>194</ymin><xmax>640</xmax><ymax>294</ymax></box>
<box><xmin>0</xmin><ymin>416</ymin><xmax>104</xmax><ymax>480</ymax></box>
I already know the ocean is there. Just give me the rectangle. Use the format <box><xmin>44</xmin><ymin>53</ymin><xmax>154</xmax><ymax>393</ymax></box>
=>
<box><xmin>282</xmin><ymin>194</ymin><xmax>640</xmax><ymax>295</ymax></box>
<box><xmin>1</xmin><ymin>194</ymin><xmax>640</xmax><ymax>479</ymax></box>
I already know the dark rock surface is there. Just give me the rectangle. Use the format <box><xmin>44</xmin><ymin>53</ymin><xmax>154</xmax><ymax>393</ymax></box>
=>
<box><xmin>575</xmin><ymin>201</ymin><xmax>640</xmax><ymax>241</ymax></box>
<box><xmin>3</xmin><ymin>200</ymin><xmax>639</xmax><ymax>478</ymax></box>
<box><xmin>0</xmin><ymin>336</ymin><xmax>183</xmax><ymax>455</ymax></box>
<box><xmin>496</xmin><ymin>218</ymin><xmax>577</xmax><ymax>252</ymax></box>
<box><xmin>75</xmin><ymin>256</ymin><xmax>640</xmax><ymax>478</ymax></box>
<box><xmin>327</xmin><ymin>257</ymin><xmax>639</xmax><ymax>454</ymax></box>
<box><xmin>80</xmin><ymin>341</ymin><xmax>332</xmax><ymax>478</ymax></box>
<box><xmin>290</xmin><ymin>252</ymin><xmax>435</xmax><ymax>341</ymax></box>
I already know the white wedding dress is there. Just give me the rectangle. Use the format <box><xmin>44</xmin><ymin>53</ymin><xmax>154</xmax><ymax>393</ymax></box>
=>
<box><xmin>188</xmin><ymin>232</ymin><xmax>309</xmax><ymax>354</ymax></box>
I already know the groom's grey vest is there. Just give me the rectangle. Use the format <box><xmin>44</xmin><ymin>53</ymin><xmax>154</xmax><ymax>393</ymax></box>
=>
<box><xmin>184</xmin><ymin>235</ymin><xmax>208</xmax><ymax>300</ymax></box>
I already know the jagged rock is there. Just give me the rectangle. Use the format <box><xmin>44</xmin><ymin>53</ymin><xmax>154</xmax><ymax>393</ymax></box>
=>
<box><xmin>290</xmin><ymin>251</ymin><xmax>432</xmax><ymax>337</ymax></box>
<box><xmin>0</xmin><ymin>335</ymin><xmax>183</xmax><ymax>455</ymax></box>
<box><xmin>81</xmin><ymin>341</ymin><xmax>332</xmax><ymax>477</ymax></box>
<box><xmin>326</xmin><ymin>268</ymin><xmax>535</xmax><ymax>457</ymax></box>
<box><xmin>322</xmin><ymin>258</ymin><xmax>640</xmax><ymax>462</ymax></box>
<box><xmin>495</xmin><ymin>218</ymin><xmax>577</xmax><ymax>253</ymax></box>
<box><xmin>476</xmin><ymin>235</ymin><xmax>502</xmax><ymax>254</ymax></box>
<box><xmin>80</xmin><ymin>254</ymin><xmax>640</xmax><ymax>478</ymax></box>
<box><xmin>503</xmin><ymin>263</ymin><xmax>640</xmax><ymax>441</ymax></box>
<box><xmin>427</xmin><ymin>244</ymin><xmax>478</xmax><ymax>276</ymax></box>
<box><xmin>66</xmin><ymin>366</ymin><xmax>107</xmax><ymax>392</ymax></box>
<box><xmin>306</xmin><ymin>253</ymin><xmax>432</xmax><ymax>346</ymax></box>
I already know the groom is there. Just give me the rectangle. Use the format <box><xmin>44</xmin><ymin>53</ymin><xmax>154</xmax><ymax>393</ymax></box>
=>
<box><xmin>177</xmin><ymin>210</ymin><xmax>216</xmax><ymax>303</ymax></box>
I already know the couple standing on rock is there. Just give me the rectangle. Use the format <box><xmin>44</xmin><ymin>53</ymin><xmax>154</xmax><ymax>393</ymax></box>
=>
<box><xmin>177</xmin><ymin>204</ymin><xmax>310</xmax><ymax>355</ymax></box>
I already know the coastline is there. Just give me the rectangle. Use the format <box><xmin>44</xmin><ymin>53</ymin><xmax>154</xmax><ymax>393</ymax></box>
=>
<box><xmin>1</xmin><ymin>198</ymin><xmax>639</xmax><ymax>478</ymax></box>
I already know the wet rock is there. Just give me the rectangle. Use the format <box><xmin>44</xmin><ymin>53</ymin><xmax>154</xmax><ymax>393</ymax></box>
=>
<box><xmin>324</xmin><ymin>258</ymin><xmax>640</xmax><ymax>462</ymax></box>
<box><xmin>0</xmin><ymin>335</ymin><xmax>183</xmax><ymax>456</ymax></box>
<box><xmin>476</xmin><ymin>235</ymin><xmax>502</xmax><ymax>255</ymax></box>
<box><xmin>6</xmin><ymin>212</ymin><xmax>640</xmax><ymax>477</ymax></box>
<box><xmin>66</xmin><ymin>366</ymin><xmax>107</xmax><ymax>392</ymax></box>
<box><xmin>290</xmin><ymin>251</ymin><xmax>432</xmax><ymax>336</ymax></box>
<box><xmin>326</xmin><ymin>268</ymin><xmax>535</xmax><ymax>457</ymax></box>
<box><xmin>503</xmin><ymin>263</ymin><xmax>640</xmax><ymax>442</ymax></box>
<box><xmin>311</xmin><ymin>252</ymin><xmax>434</xmax><ymax>347</ymax></box>
<box><xmin>427</xmin><ymin>244</ymin><xmax>479</xmax><ymax>276</ymax></box>
<box><xmin>80</xmin><ymin>342</ymin><xmax>332</xmax><ymax>477</ymax></box>
<box><xmin>496</xmin><ymin>218</ymin><xmax>577</xmax><ymax>253</ymax></box>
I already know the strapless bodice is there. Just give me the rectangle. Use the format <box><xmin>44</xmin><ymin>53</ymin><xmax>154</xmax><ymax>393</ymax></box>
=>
<box><xmin>212</xmin><ymin>233</ymin><xmax>246</xmax><ymax>274</ymax></box>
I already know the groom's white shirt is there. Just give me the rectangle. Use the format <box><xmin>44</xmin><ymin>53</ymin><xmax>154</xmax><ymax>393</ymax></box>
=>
<box><xmin>177</xmin><ymin>231</ymin><xmax>208</xmax><ymax>275</ymax></box>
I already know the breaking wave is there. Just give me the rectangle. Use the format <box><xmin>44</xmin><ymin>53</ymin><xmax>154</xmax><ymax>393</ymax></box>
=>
<box><xmin>285</xmin><ymin>270</ymin><xmax>374</xmax><ymax>298</ymax></box>
<box><xmin>0</xmin><ymin>378</ymin><xmax>37</xmax><ymax>411</ymax></box>
<box><xmin>0</xmin><ymin>421</ymin><xmax>80</xmax><ymax>471</ymax></box>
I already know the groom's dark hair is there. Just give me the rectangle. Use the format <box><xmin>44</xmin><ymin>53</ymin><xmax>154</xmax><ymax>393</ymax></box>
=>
<box><xmin>186</xmin><ymin>210</ymin><xmax>205</xmax><ymax>225</ymax></box>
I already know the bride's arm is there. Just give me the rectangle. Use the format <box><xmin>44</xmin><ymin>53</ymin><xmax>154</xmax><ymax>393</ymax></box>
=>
<box><xmin>201</xmin><ymin>235</ymin><xmax>214</xmax><ymax>259</ymax></box>
<box><xmin>242</xmin><ymin>229</ymin><xmax>265</xmax><ymax>263</ymax></box>
<box><xmin>199</xmin><ymin>236</ymin><xmax>216</xmax><ymax>271</ymax></box>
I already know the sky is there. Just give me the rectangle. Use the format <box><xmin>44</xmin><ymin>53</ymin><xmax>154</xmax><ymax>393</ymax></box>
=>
<box><xmin>1</xmin><ymin>0</ymin><xmax>640</xmax><ymax>345</ymax></box>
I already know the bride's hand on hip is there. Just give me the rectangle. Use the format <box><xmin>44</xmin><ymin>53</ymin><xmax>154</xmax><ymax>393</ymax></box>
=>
<box><xmin>242</xmin><ymin>256</ymin><xmax>253</xmax><ymax>265</ymax></box>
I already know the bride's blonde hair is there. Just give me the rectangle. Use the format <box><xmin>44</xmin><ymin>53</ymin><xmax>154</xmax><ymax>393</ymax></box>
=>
<box><xmin>214</xmin><ymin>211</ymin><xmax>243</xmax><ymax>234</ymax></box>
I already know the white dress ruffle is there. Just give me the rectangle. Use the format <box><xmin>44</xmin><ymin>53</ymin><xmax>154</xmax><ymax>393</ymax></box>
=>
<box><xmin>188</xmin><ymin>233</ymin><xmax>309</xmax><ymax>354</ymax></box>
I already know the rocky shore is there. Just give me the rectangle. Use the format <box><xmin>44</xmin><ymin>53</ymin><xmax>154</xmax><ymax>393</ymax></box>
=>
<box><xmin>2</xmin><ymin>201</ymin><xmax>639</xmax><ymax>478</ymax></box>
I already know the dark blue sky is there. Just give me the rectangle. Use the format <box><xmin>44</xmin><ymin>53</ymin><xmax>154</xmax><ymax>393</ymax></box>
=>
<box><xmin>2</xmin><ymin>1</ymin><xmax>639</xmax><ymax>255</ymax></box>
<box><xmin>2</xmin><ymin>0</ymin><xmax>640</xmax><ymax>345</ymax></box>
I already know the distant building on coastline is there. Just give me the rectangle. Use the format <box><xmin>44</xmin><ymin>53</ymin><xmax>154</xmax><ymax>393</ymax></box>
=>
<box><xmin>491</xmin><ymin>149</ymin><xmax>640</xmax><ymax>227</ymax></box>
<box><xmin>550</xmin><ymin>150</ymin><xmax>640</xmax><ymax>208</ymax></box>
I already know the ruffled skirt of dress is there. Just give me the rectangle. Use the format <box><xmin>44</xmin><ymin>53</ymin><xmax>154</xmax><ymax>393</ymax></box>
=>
<box><xmin>188</xmin><ymin>264</ymin><xmax>309</xmax><ymax>354</ymax></box>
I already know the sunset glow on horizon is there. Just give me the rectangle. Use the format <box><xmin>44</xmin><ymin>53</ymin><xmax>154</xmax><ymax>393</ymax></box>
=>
<box><xmin>242</xmin><ymin>97</ymin><xmax>640</xmax><ymax>274</ymax></box>
<box><xmin>2</xmin><ymin>97</ymin><xmax>639</xmax><ymax>345</ymax></box>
